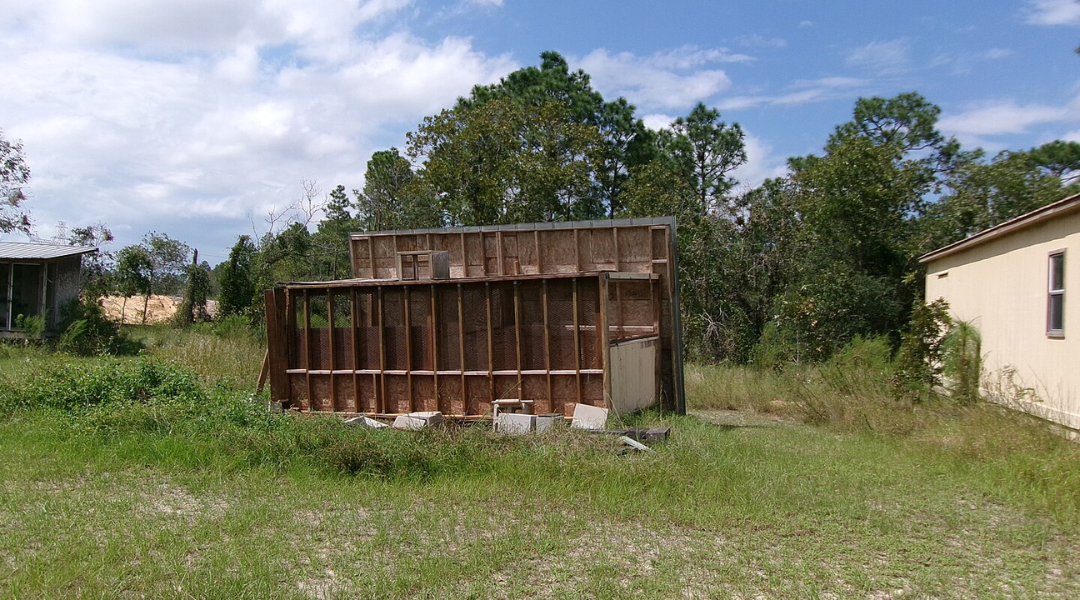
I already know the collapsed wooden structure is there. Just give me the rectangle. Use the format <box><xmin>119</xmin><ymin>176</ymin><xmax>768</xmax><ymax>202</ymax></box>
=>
<box><xmin>263</xmin><ymin>218</ymin><xmax>684</xmax><ymax>418</ymax></box>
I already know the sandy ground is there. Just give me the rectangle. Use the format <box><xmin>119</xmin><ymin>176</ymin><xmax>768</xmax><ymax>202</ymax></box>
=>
<box><xmin>99</xmin><ymin>295</ymin><xmax>218</xmax><ymax>325</ymax></box>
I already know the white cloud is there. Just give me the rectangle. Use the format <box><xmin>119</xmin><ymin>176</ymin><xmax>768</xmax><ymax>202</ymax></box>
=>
<box><xmin>1025</xmin><ymin>0</ymin><xmax>1080</xmax><ymax>25</ymax></box>
<box><xmin>731</xmin><ymin>134</ymin><xmax>787</xmax><ymax>191</ymax></box>
<box><xmin>0</xmin><ymin>1</ymin><xmax>515</xmax><ymax>254</ymax></box>
<box><xmin>798</xmin><ymin>20</ymin><xmax>815</xmax><ymax>28</ymax></box>
<box><xmin>845</xmin><ymin>39</ymin><xmax>911</xmax><ymax>73</ymax></box>
<box><xmin>714</xmin><ymin>77</ymin><xmax>869</xmax><ymax>112</ymax></box>
<box><xmin>641</xmin><ymin>114</ymin><xmax>675</xmax><ymax>131</ymax></box>
<box><xmin>939</xmin><ymin>101</ymin><xmax>1070</xmax><ymax>137</ymax></box>
<box><xmin>576</xmin><ymin>47</ymin><xmax>744</xmax><ymax>110</ymax></box>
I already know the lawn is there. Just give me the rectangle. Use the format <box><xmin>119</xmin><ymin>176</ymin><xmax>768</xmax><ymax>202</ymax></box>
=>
<box><xmin>0</xmin><ymin>329</ymin><xmax>1077</xmax><ymax>599</ymax></box>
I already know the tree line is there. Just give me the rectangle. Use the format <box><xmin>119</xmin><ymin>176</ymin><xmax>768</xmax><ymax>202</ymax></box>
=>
<box><xmin>4</xmin><ymin>52</ymin><xmax>1078</xmax><ymax>365</ymax></box>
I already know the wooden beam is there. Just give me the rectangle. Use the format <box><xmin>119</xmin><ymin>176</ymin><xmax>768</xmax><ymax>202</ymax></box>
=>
<box><xmin>486</xmin><ymin>282</ymin><xmax>495</xmax><ymax>403</ymax></box>
<box><xmin>326</xmin><ymin>288</ymin><xmax>337</xmax><ymax>412</ymax></box>
<box><xmin>377</xmin><ymin>287</ymin><xmax>387</xmax><ymax>414</ymax></box>
<box><xmin>457</xmin><ymin>283</ymin><xmax>466</xmax><ymax>415</ymax></box>
<box><xmin>430</xmin><ymin>284</ymin><xmax>439</xmax><ymax>412</ymax></box>
<box><xmin>404</xmin><ymin>285</ymin><xmax>413</xmax><ymax>413</ymax></box>
<box><xmin>598</xmin><ymin>275</ymin><xmax>611</xmax><ymax>410</ymax></box>
<box><xmin>542</xmin><ymin>280</ymin><xmax>553</xmax><ymax>414</ymax></box>
<box><xmin>303</xmin><ymin>289</ymin><xmax>312</xmax><ymax>411</ymax></box>
<box><xmin>572</xmin><ymin>278</ymin><xmax>582</xmax><ymax>406</ymax></box>
<box><xmin>513</xmin><ymin>281</ymin><xmax>523</xmax><ymax>400</ymax></box>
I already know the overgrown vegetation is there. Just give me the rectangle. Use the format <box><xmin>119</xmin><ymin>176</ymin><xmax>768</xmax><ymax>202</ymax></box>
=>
<box><xmin>0</xmin><ymin>330</ymin><xmax>1078</xmax><ymax>598</ymax></box>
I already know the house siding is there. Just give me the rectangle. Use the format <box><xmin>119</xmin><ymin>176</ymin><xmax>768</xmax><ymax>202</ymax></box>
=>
<box><xmin>925</xmin><ymin>208</ymin><xmax>1080</xmax><ymax>429</ymax></box>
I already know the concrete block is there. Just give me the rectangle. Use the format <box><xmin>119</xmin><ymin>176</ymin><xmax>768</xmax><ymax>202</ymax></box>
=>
<box><xmin>497</xmin><ymin>413</ymin><xmax>535</xmax><ymax>435</ymax></box>
<box><xmin>344</xmin><ymin>416</ymin><xmax>388</xmax><ymax>428</ymax></box>
<box><xmin>535</xmin><ymin>414</ymin><xmax>564</xmax><ymax>432</ymax></box>
<box><xmin>393</xmin><ymin>411</ymin><xmax>444</xmax><ymax>430</ymax></box>
<box><xmin>570</xmin><ymin>403</ymin><xmax>609</xmax><ymax>430</ymax></box>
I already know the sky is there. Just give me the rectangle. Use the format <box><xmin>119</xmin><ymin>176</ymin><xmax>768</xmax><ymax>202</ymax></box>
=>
<box><xmin>2</xmin><ymin>0</ymin><xmax>1080</xmax><ymax>264</ymax></box>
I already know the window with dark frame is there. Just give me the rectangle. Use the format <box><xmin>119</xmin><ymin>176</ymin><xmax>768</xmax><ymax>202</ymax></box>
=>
<box><xmin>1048</xmin><ymin>251</ymin><xmax>1065</xmax><ymax>337</ymax></box>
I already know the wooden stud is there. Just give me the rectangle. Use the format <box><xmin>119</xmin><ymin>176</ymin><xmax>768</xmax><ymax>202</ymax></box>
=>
<box><xmin>377</xmin><ymin>287</ymin><xmax>387</xmax><ymax>414</ymax></box>
<box><xmin>497</xmin><ymin>231</ymin><xmax>504</xmax><ymax>276</ymax></box>
<box><xmin>430</xmin><ymin>284</ymin><xmax>439</xmax><ymax>412</ymax></box>
<box><xmin>457</xmin><ymin>283</ymin><xmax>466</xmax><ymax>416</ymax></box>
<box><xmin>486</xmin><ymin>282</ymin><xmax>495</xmax><ymax>402</ymax></box>
<box><xmin>367</xmin><ymin>237</ymin><xmax>375</xmax><ymax>278</ymax></box>
<box><xmin>303</xmin><ymin>289</ymin><xmax>312</xmax><ymax>411</ymax></box>
<box><xmin>598</xmin><ymin>275</ymin><xmax>611</xmax><ymax>409</ymax></box>
<box><xmin>513</xmin><ymin>281</ymin><xmax>523</xmax><ymax>399</ymax></box>
<box><xmin>460</xmin><ymin>232</ymin><xmax>468</xmax><ymax>277</ymax></box>
<box><xmin>327</xmin><ymin>288</ymin><xmax>337</xmax><ymax>412</ymax></box>
<box><xmin>573</xmin><ymin>229</ymin><xmax>581</xmax><ymax>272</ymax></box>
<box><xmin>404</xmin><ymin>285</ymin><xmax>413</xmax><ymax>412</ymax></box>
<box><xmin>542</xmin><ymin>280</ymin><xmax>553</xmax><ymax>414</ymax></box>
<box><xmin>350</xmin><ymin>288</ymin><xmax>360</xmax><ymax>411</ymax></box>
<box><xmin>572</xmin><ymin>278</ymin><xmax>582</xmax><ymax>407</ymax></box>
<box><xmin>534</xmin><ymin>229</ymin><xmax>541</xmax><ymax>274</ymax></box>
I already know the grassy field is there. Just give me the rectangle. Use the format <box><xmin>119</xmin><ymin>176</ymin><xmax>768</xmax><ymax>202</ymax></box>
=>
<box><xmin>1</xmin><ymin>328</ymin><xmax>1078</xmax><ymax>598</ymax></box>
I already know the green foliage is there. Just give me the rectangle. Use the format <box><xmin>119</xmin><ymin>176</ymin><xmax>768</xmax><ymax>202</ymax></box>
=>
<box><xmin>942</xmin><ymin>320</ymin><xmax>982</xmax><ymax>405</ymax></box>
<box><xmin>218</xmin><ymin>235</ymin><xmax>257</xmax><ymax>317</ymax></box>
<box><xmin>355</xmin><ymin>148</ymin><xmax>436</xmax><ymax>231</ymax></box>
<box><xmin>13</xmin><ymin>313</ymin><xmax>45</xmax><ymax>339</ymax></box>
<box><xmin>1</xmin><ymin>128</ymin><xmax>32</xmax><ymax>234</ymax></box>
<box><xmin>894</xmin><ymin>298</ymin><xmax>952</xmax><ymax>400</ymax></box>
<box><xmin>409</xmin><ymin>97</ymin><xmax>604</xmax><ymax>225</ymax></box>
<box><xmin>57</xmin><ymin>299</ymin><xmax>142</xmax><ymax>357</ymax></box>
<box><xmin>174</xmin><ymin>252</ymin><xmax>212</xmax><ymax>326</ymax></box>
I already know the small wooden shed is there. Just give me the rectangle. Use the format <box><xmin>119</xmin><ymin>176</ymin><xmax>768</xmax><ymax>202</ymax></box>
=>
<box><xmin>263</xmin><ymin>218</ymin><xmax>685</xmax><ymax>419</ymax></box>
<box><xmin>0</xmin><ymin>241</ymin><xmax>96</xmax><ymax>338</ymax></box>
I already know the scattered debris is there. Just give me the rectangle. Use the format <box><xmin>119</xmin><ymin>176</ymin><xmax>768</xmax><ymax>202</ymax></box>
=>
<box><xmin>392</xmin><ymin>411</ymin><xmax>444</xmax><ymax>430</ymax></box>
<box><xmin>344</xmin><ymin>416</ymin><xmax>388</xmax><ymax>429</ymax></box>
<box><xmin>588</xmin><ymin>427</ymin><xmax>670</xmax><ymax>442</ymax></box>
<box><xmin>570</xmin><ymin>403</ymin><xmax>609</xmax><ymax>430</ymax></box>
<box><xmin>535</xmin><ymin>414</ymin><xmax>564</xmax><ymax>432</ymax></box>
<box><xmin>496</xmin><ymin>413</ymin><xmax>536</xmax><ymax>435</ymax></box>
<box><xmin>618</xmin><ymin>436</ymin><xmax>652</xmax><ymax>452</ymax></box>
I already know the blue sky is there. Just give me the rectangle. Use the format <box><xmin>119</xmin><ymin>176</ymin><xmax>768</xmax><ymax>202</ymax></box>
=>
<box><xmin>1</xmin><ymin>0</ymin><xmax>1079</xmax><ymax>264</ymax></box>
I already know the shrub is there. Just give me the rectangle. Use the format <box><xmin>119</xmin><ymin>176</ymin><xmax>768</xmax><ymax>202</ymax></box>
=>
<box><xmin>893</xmin><ymin>298</ymin><xmax>951</xmax><ymax>401</ymax></box>
<box><xmin>57</xmin><ymin>299</ymin><xmax>142</xmax><ymax>356</ymax></box>
<box><xmin>942</xmin><ymin>320</ymin><xmax>982</xmax><ymax>404</ymax></box>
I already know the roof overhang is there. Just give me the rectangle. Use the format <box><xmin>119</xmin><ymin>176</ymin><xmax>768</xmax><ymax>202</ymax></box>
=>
<box><xmin>919</xmin><ymin>192</ymin><xmax>1080</xmax><ymax>264</ymax></box>
<box><xmin>0</xmin><ymin>241</ymin><xmax>99</xmax><ymax>261</ymax></box>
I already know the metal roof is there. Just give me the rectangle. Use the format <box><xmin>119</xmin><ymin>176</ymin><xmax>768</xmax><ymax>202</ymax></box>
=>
<box><xmin>0</xmin><ymin>241</ymin><xmax>98</xmax><ymax>260</ymax></box>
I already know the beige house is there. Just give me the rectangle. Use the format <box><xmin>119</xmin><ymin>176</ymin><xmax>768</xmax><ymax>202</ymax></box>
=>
<box><xmin>921</xmin><ymin>193</ymin><xmax>1080</xmax><ymax>430</ymax></box>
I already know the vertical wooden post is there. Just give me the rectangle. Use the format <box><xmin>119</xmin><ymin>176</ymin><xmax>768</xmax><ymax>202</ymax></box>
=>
<box><xmin>486</xmin><ymin>282</ymin><xmax>495</xmax><ymax>402</ymax></box>
<box><xmin>327</xmin><ymin>288</ymin><xmax>337</xmax><ymax>412</ymax></box>
<box><xmin>377</xmin><ymin>287</ymin><xmax>387</xmax><ymax>414</ymax></box>
<box><xmin>573</xmin><ymin>229</ymin><xmax>581</xmax><ymax>272</ymax></box>
<box><xmin>460</xmin><ymin>232</ymin><xmax>468</xmax><ymax>277</ymax></box>
<box><xmin>350</xmin><ymin>288</ymin><xmax>360</xmax><ymax>412</ymax></box>
<box><xmin>403</xmin><ymin>285</ymin><xmax>413</xmax><ymax>413</ymax></box>
<box><xmin>598</xmin><ymin>275</ymin><xmax>611</xmax><ymax>410</ymax></box>
<box><xmin>572</xmin><ymin>278</ymin><xmax>582</xmax><ymax>406</ymax></box>
<box><xmin>534</xmin><ymin>230</ymin><xmax>542</xmax><ymax>274</ymax></box>
<box><xmin>613</xmin><ymin>227</ymin><xmax>621</xmax><ymax>272</ymax></box>
<box><xmin>430</xmin><ymin>284</ymin><xmax>439</xmax><ymax>413</ymax></box>
<box><xmin>457</xmin><ymin>283</ymin><xmax>466</xmax><ymax>416</ymax></box>
<box><xmin>367</xmin><ymin>238</ymin><xmax>375</xmax><ymax>278</ymax></box>
<box><xmin>265</xmin><ymin>288</ymin><xmax>290</xmax><ymax>408</ymax></box>
<box><xmin>513</xmin><ymin>281</ymin><xmax>523</xmax><ymax>400</ymax></box>
<box><xmin>303</xmin><ymin>289</ymin><xmax>312</xmax><ymax>411</ymax></box>
<box><xmin>496</xmin><ymin>231</ymin><xmax>505</xmax><ymax>276</ymax></box>
<box><xmin>541</xmin><ymin>280</ymin><xmax>553</xmax><ymax>414</ymax></box>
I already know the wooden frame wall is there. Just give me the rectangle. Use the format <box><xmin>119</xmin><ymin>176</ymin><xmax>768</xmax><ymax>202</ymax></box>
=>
<box><xmin>347</xmin><ymin>218</ymin><xmax>685</xmax><ymax>413</ymax></box>
<box><xmin>264</xmin><ymin>272</ymin><xmax>661</xmax><ymax>418</ymax></box>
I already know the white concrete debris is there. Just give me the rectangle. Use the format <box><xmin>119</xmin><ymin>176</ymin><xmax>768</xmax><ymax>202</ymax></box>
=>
<box><xmin>392</xmin><ymin>411</ymin><xmax>444</xmax><ymax>430</ymax></box>
<box><xmin>570</xmin><ymin>403</ymin><xmax>609</xmax><ymax>430</ymax></box>
<box><xmin>344</xmin><ymin>416</ymin><xmax>388</xmax><ymax>428</ymax></box>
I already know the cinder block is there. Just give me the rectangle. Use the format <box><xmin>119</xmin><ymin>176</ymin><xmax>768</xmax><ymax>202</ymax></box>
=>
<box><xmin>535</xmin><ymin>414</ymin><xmax>564</xmax><ymax>432</ymax></box>
<box><xmin>393</xmin><ymin>411</ymin><xmax>444</xmax><ymax>430</ymax></box>
<box><xmin>570</xmin><ymin>403</ymin><xmax>609</xmax><ymax>430</ymax></box>
<box><xmin>497</xmin><ymin>412</ymin><xmax>535</xmax><ymax>435</ymax></box>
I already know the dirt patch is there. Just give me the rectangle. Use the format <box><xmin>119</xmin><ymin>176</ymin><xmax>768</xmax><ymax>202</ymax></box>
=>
<box><xmin>690</xmin><ymin>409</ymin><xmax>796</xmax><ymax>428</ymax></box>
<box><xmin>99</xmin><ymin>294</ymin><xmax>218</xmax><ymax>325</ymax></box>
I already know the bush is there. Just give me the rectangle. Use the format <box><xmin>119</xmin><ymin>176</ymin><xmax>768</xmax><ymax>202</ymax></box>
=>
<box><xmin>942</xmin><ymin>320</ymin><xmax>982</xmax><ymax>404</ymax></box>
<box><xmin>57</xmin><ymin>299</ymin><xmax>142</xmax><ymax>356</ymax></box>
